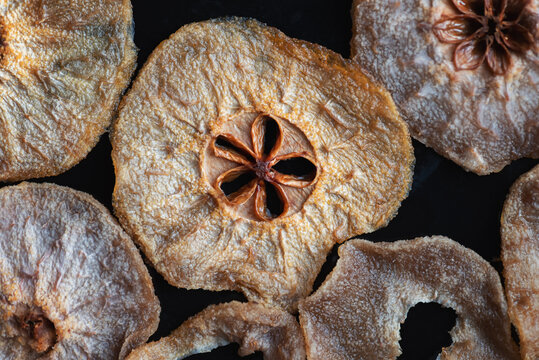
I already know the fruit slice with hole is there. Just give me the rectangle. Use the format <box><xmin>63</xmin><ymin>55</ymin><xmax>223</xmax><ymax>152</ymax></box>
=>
<box><xmin>299</xmin><ymin>236</ymin><xmax>519</xmax><ymax>359</ymax></box>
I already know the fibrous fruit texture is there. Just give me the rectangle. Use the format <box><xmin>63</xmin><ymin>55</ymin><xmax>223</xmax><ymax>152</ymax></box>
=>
<box><xmin>112</xmin><ymin>17</ymin><xmax>414</xmax><ymax>310</ymax></box>
<box><xmin>0</xmin><ymin>183</ymin><xmax>160</xmax><ymax>359</ymax></box>
<box><xmin>126</xmin><ymin>301</ymin><xmax>305</xmax><ymax>360</ymax></box>
<box><xmin>501</xmin><ymin>164</ymin><xmax>539</xmax><ymax>360</ymax></box>
<box><xmin>299</xmin><ymin>237</ymin><xmax>520</xmax><ymax>359</ymax></box>
<box><xmin>351</xmin><ymin>0</ymin><xmax>538</xmax><ymax>175</ymax></box>
<box><xmin>0</xmin><ymin>0</ymin><xmax>136</xmax><ymax>182</ymax></box>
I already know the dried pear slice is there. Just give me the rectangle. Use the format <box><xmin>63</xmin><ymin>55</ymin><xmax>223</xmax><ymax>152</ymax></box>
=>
<box><xmin>0</xmin><ymin>0</ymin><xmax>136</xmax><ymax>182</ymax></box>
<box><xmin>0</xmin><ymin>183</ymin><xmax>160</xmax><ymax>360</ymax></box>
<box><xmin>502</xmin><ymin>164</ymin><xmax>539</xmax><ymax>360</ymax></box>
<box><xmin>111</xmin><ymin>17</ymin><xmax>414</xmax><ymax>311</ymax></box>
<box><xmin>126</xmin><ymin>301</ymin><xmax>305</xmax><ymax>360</ymax></box>
<box><xmin>351</xmin><ymin>0</ymin><xmax>538</xmax><ymax>175</ymax></box>
<box><xmin>299</xmin><ymin>237</ymin><xmax>520</xmax><ymax>359</ymax></box>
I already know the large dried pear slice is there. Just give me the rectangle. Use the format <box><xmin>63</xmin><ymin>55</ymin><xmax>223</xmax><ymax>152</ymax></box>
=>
<box><xmin>126</xmin><ymin>301</ymin><xmax>305</xmax><ymax>360</ymax></box>
<box><xmin>112</xmin><ymin>17</ymin><xmax>413</xmax><ymax>311</ymax></box>
<box><xmin>351</xmin><ymin>0</ymin><xmax>538</xmax><ymax>175</ymax></box>
<box><xmin>0</xmin><ymin>0</ymin><xmax>136</xmax><ymax>182</ymax></box>
<box><xmin>0</xmin><ymin>183</ymin><xmax>160</xmax><ymax>360</ymax></box>
<box><xmin>502</xmin><ymin>164</ymin><xmax>539</xmax><ymax>360</ymax></box>
<box><xmin>299</xmin><ymin>237</ymin><xmax>520</xmax><ymax>359</ymax></box>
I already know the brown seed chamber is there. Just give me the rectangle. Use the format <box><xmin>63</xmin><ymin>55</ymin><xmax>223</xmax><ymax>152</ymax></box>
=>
<box><xmin>202</xmin><ymin>111</ymin><xmax>318</xmax><ymax>221</ymax></box>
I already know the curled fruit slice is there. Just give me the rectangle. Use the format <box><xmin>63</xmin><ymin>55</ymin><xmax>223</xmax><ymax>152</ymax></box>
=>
<box><xmin>112</xmin><ymin>18</ymin><xmax>413</xmax><ymax>310</ymax></box>
<box><xmin>299</xmin><ymin>237</ymin><xmax>520</xmax><ymax>359</ymax></box>
<box><xmin>0</xmin><ymin>183</ymin><xmax>160</xmax><ymax>359</ymax></box>
<box><xmin>351</xmin><ymin>0</ymin><xmax>538</xmax><ymax>174</ymax></box>
<box><xmin>0</xmin><ymin>0</ymin><xmax>136</xmax><ymax>182</ymax></box>
<box><xmin>125</xmin><ymin>301</ymin><xmax>305</xmax><ymax>360</ymax></box>
<box><xmin>501</xmin><ymin>164</ymin><xmax>539</xmax><ymax>360</ymax></box>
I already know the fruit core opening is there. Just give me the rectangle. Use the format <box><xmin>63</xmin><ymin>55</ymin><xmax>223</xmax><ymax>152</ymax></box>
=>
<box><xmin>16</xmin><ymin>309</ymin><xmax>57</xmax><ymax>354</ymax></box>
<box><xmin>204</xmin><ymin>112</ymin><xmax>318</xmax><ymax>221</ymax></box>
<box><xmin>397</xmin><ymin>302</ymin><xmax>456</xmax><ymax>359</ymax></box>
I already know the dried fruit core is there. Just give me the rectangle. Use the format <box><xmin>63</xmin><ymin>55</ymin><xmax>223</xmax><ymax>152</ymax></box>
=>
<box><xmin>203</xmin><ymin>112</ymin><xmax>318</xmax><ymax>221</ymax></box>
<box><xmin>15</xmin><ymin>309</ymin><xmax>57</xmax><ymax>353</ymax></box>
<box><xmin>432</xmin><ymin>0</ymin><xmax>535</xmax><ymax>75</ymax></box>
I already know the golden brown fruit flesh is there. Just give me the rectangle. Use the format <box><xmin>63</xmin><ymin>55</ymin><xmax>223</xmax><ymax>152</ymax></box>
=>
<box><xmin>111</xmin><ymin>17</ymin><xmax>414</xmax><ymax>311</ymax></box>
<box><xmin>125</xmin><ymin>301</ymin><xmax>305</xmax><ymax>360</ymax></box>
<box><xmin>0</xmin><ymin>0</ymin><xmax>136</xmax><ymax>182</ymax></box>
<box><xmin>351</xmin><ymin>0</ymin><xmax>538</xmax><ymax>175</ymax></box>
<box><xmin>299</xmin><ymin>237</ymin><xmax>520</xmax><ymax>360</ymax></box>
<box><xmin>502</xmin><ymin>164</ymin><xmax>539</xmax><ymax>360</ymax></box>
<box><xmin>0</xmin><ymin>183</ymin><xmax>160</xmax><ymax>360</ymax></box>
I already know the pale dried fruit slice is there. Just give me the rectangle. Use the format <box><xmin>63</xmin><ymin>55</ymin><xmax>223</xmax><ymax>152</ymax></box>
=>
<box><xmin>112</xmin><ymin>17</ymin><xmax>413</xmax><ymax>310</ymax></box>
<box><xmin>351</xmin><ymin>0</ymin><xmax>538</xmax><ymax>175</ymax></box>
<box><xmin>299</xmin><ymin>237</ymin><xmax>520</xmax><ymax>359</ymax></box>
<box><xmin>0</xmin><ymin>183</ymin><xmax>160</xmax><ymax>360</ymax></box>
<box><xmin>501</xmin><ymin>164</ymin><xmax>539</xmax><ymax>360</ymax></box>
<box><xmin>0</xmin><ymin>0</ymin><xmax>136</xmax><ymax>182</ymax></box>
<box><xmin>126</xmin><ymin>301</ymin><xmax>305</xmax><ymax>360</ymax></box>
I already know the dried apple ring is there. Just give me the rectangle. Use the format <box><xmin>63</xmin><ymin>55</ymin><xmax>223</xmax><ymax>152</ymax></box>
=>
<box><xmin>299</xmin><ymin>237</ymin><xmax>520</xmax><ymax>359</ymax></box>
<box><xmin>112</xmin><ymin>17</ymin><xmax>414</xmax><ymax>311</ymax></box>
<box><xmin>351</xmin><ymin>0</ymin><xmax>538</xmax><ymax>174</ymax></box>
<box><xmin>125</xmin><ymin>301</ymin><xmax>305</xmax><ymax>360</ymax></box>
<box><xmin>0</xmin><ymin>183</ymin><xmax>160</xmax><ymax>360</ymax></box>
<box><xmin>502</xmin><ymin>164</ymin><xmax>539</xmax><ymax>360</ymax></box>
<box><xmin>0</xmin><ymin>0</ymin><xmax>136</xmax><ymax>182</ymax></box>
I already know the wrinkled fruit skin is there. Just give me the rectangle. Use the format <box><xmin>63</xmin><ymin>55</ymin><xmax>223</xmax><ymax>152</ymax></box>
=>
<box><xmin>0</xmin><ymin>183</ymin><xmax>160</xmax><ymax>360</ymax></box>
<box><xmin>502</xmin><ymin>164</ymin><xmax>539</xmax><ymax>360</ymax></box>
<box><xmin>299</xmin><ymin>237</ymin><xmax>520</xmax><ymax>360</ymax></box>
<box><xmin>352</xmin><ymin>0</ymin><xmax>538</xmax><ymax>175</ymax></box>
<box><xmin>126</xmin><ymin>301</ymin><xmax>305</xmax><ymax>360</ymax></box>
<box><xmin>0</xmin><ymin>0</ymin><xmax>136</xmax><ymax>182</ymax></box>
<box><xmin>112</xmin><ymin>18</ymin><xmax>414</xmax><ymax>311</ymax></box>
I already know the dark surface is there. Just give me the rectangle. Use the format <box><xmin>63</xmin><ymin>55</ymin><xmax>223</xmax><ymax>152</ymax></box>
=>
<box><xmin>3</xmin><ymin>0</ymin><xmax>537</xmax><ymax>358</ymax></box>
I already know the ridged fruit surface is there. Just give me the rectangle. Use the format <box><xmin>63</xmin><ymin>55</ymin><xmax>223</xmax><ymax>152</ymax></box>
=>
<box><xmin>0</xmin><ymin>183</ymin><xmax>160</xmax><ymax>360</ymax></box>
<box><xmin>351</xmin><ymin>0</ymin><xmax>538</xmax><ymax>174</ymax></box>
<box><xmin>0</xmin><ymin>0</ymin><xmax>136</xmax><ymax>182</ymax></box>
<box><xmin>299</xmin><ymin>237</ymin><xmax>519</xmax><ymax>359</ymax></box>
<box><xmin>501</xmin><ymin>164</ymin><xmax>539</xmax><ymax>360</ymax></box>
<box><xmin>126</xmin><ymin>301</ymin><xmax>305</xmax><ymax>360</ymax></box>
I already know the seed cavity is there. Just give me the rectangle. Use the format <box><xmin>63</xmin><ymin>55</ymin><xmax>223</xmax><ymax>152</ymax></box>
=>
<box><xmin>210</xmin><ymin>113</ymin><xmax>318</xmax><ymax>221</ymax></box>
<box><xmin>273</xmin><ymin>157</ymin><xmax>317</xmax><ymax>182</ymax></box>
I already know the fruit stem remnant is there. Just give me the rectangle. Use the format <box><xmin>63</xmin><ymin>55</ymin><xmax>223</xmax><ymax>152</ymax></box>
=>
<box><xmin>17</xmin><ymin>312</ymin><xmax>57</xmax><ymax>353</ymax></box>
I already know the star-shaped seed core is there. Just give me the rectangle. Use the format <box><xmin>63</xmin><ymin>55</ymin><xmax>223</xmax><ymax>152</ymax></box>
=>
<box><xmin>433</xmin><ymin>0</ymin><xmax>535</xmax><ymax>75</ymax></box>
<box><xmin>211</xmin><ymin>115</ymin><xmax>318</xmax><ymax>221</ymax></box>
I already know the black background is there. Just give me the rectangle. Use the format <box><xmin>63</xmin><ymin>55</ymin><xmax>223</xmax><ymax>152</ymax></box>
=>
<box><xmin>5</xmin><ymin>0</ymin><xmax>537</xmax><ymax>358</ymax></box>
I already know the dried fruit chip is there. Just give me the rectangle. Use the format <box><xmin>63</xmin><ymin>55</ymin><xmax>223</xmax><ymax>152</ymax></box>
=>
<box><xmin>299</xmin><ymin>236</ymin><xmax>520</xmax><ymax>359</ymax></box>
<box><xmin>111</xmin><ymin>17</ymin><xmax>413</xmax><ymax>310</ymax></box>
<box><xmin>501</xmin><ymin>164</ymin><xmax>539</xmax><ymax>360</ymax></box>
<box><xmin>0</xmin><ymin>0</ymin><xmax>136</xmax><ymax>182</ymax></box>
<box><xmin>125</xmin><ymin>301</ymin><xmax>305</xmax><ymax>360</ymax></box>
<box><xmin>351</xmin><ymin>0</ymin><xmax>538</xmax><ymax>174</ymax></box>
<box><xmin>0</xmin><ymin>183</ymin><xmax>160</xmax><ymax>359</ymax></box>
